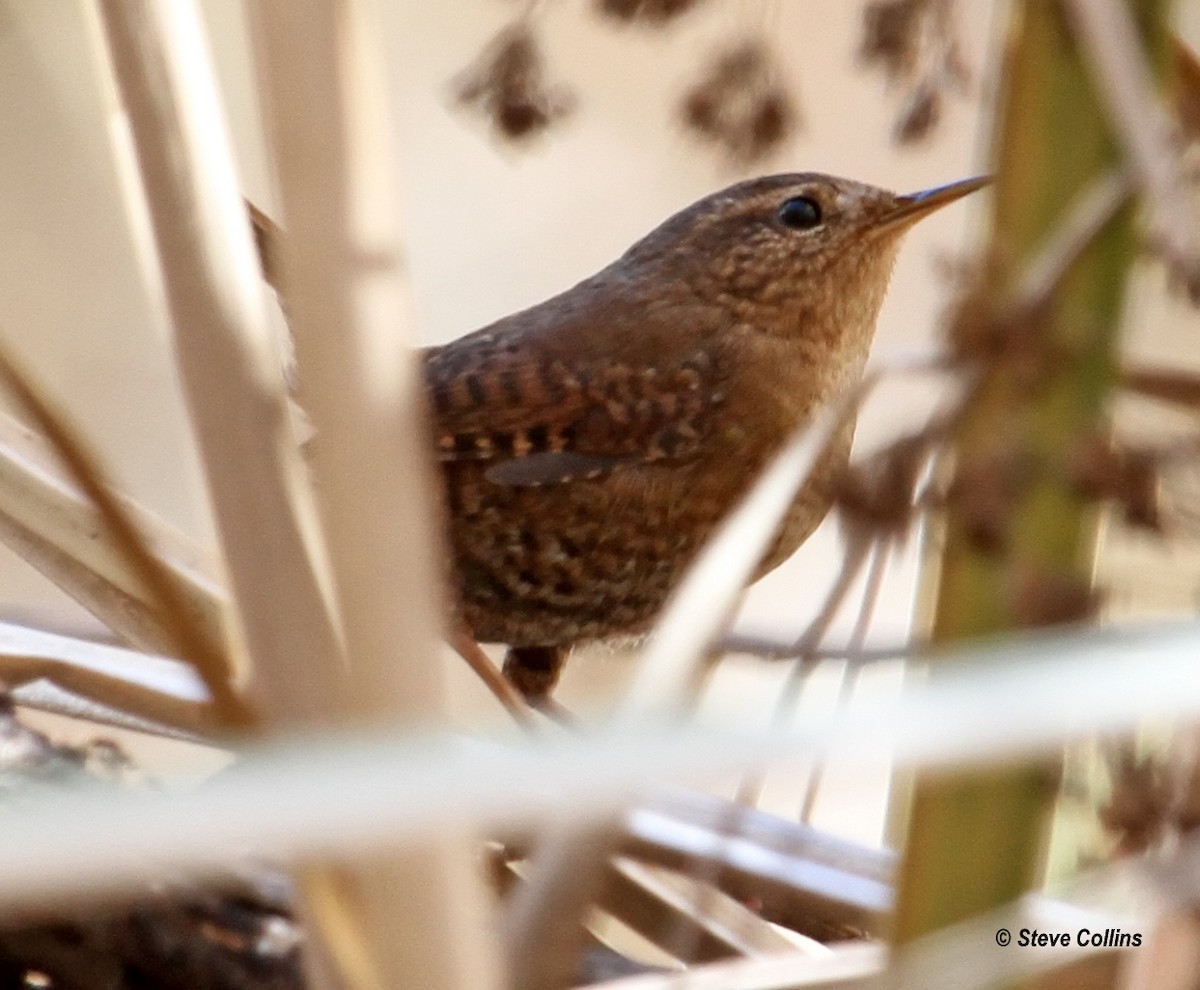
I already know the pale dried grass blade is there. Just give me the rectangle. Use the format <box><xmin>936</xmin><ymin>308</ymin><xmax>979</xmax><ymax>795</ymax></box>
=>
<box><xmin>569</xmin><ymin>942</ymin><xmax>882</xmax><ymax>989</ymax></box>
<box><xmin>0</xmin><ymin>618</ymin><xmax>210</xmax><ymax>736</ymax></box>
<box><xmin>1006</xmin><ymin>170</ymin><xmax>1129</xmax><ymax>312</ymax></box>
<box><xmin>0</xmin><ymin>621</ymin><xmax>1189</xmax><ymax>913</ymax></box>
<box><xmin>622</xmin><ymin>793</ymin><xmax>891</xmax><ymax>938</ymax></box>
<box><xmin>92</xmin><ymin>0</ymin><xmax>343</xmax><ymax>729</ymax></box>
<box><xmin>502</xmin><ymin>822</ymin><xmax>625</xmax><ymax>990</ymax></box>
<box><xmin>597</xmin><ymin>890</ymin><xmax>1134</xmax><ymax>989</ymax></box>
<box><xmin>250</xmin><ymin>0</ymin><xmax>447</xmax><ymax>722</ymax></box>
<box><xmin>0</xmin><ymin>410</ymin><xmax>228</xmax><ymax>655</ymax></box>
<box><xmin>618</xmin><ymin>404</ymin><xmax>849</xmax><ymax>721</ymax></box>
<box><xmin>598</xmin><ymin>911</ymin><xmax>1126</xmax><ymax>990</ymax></box>
<box><xmin>0</xmin><ymin>652</ymin><xmax>214</xmax><ymax>737</ymax></box>
<box><xmin>501</xmin><ymin>388</ymin><xmax>868</xmax><ymax>986</ymax></box>
<box><xmin>599</xmin><ymin>858</ymin><xmax>803</xmax><ymax>961</ymax></box>
<box><xmin>0</xmin><ymin>507</ymin><xmax>175</xmax><ymax>657</ymax></box>
<box><xmin>249</xmin><ymin>0</ymin><xmax>500</xmax><ymax>985</ymax></box>
<box><xmin>0</xmin><ymin>342</ymin><xmax>250</xmax><ymax>726</ymax></box>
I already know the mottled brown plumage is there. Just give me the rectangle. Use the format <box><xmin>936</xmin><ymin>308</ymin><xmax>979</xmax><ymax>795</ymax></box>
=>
<box><xmin>426</xmin><ymin>172</ymin><xmax>985</xmax><ymax>699</ymax></box>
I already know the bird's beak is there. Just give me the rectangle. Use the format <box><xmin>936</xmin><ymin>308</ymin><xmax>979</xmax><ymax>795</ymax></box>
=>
<box><xmin>879</xmin><ymin>174</ymin><xmax>991</xmax><ymax>233</ymax></box>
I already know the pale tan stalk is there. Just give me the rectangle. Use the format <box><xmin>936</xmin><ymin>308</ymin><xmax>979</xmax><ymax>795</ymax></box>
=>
<box><xmin>0</xmin><ymin>345</ymin><xmax>250</xmax><ymax>725</ymax></box>
<box><xmin>92</xmin><ymin>2</ymin><xmax>367</xmax><ymax>985</ymax></box>
<box><xmin>248</xmin><ymin>0</ymin><xmax>447</xmax><ymax>723</ymax></box>
<box><xmin>0</xmin><ymin>507</ymin><xmax>173</xmax><ymax>656</ymax></box>
<box><xmin>248</xmin><ymin>1</ymin><xmax>499</xmax><ymax>986</ymax></box>
<box><xmin>92</xmin><ymin>0</ymin><xmax>344</xmax><ymax>729</ymax></box>
<box><xmin>502</xmin><ymin>823</ymin><xmax>625</xmax><ymax>990</ymax></box>
<box><xmin>581</xmin><ymin>943</ymin><xmax>882</xmax><ymax>989</ymax></box>
<box><xmin>0</xmin><ymin>614</ymin><xmax>214</xmax><ymax>736</ymax></box>
<box><xmin>599</xmin><ymin>858</ymin><xmax>801</xmax><ymax>960</ymax></box>
<box><xmin>0</xmin><ymin>651</ymin><xmax>216</xmax><ymax>735</ymax></box>
<box><xmin>0</xmin><ymin>410</ymin><xmax>227</xmax><ymax>655</ymax></box>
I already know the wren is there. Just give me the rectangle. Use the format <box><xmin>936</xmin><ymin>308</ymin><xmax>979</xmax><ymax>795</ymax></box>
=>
<box><xmin>426</xmin><ymin>172</ymin><xmax>986</xmax><ymax>701</ymax></box>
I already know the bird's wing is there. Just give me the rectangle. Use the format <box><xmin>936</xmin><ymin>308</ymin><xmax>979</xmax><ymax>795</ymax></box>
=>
<box><xmin>424</xmin><ymin>341</ymin><xmax>724</xmax><ymax>487</ymax></box>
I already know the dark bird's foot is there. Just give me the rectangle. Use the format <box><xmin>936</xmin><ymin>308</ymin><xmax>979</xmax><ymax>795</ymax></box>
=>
<box><xmin>502</xmin><ymin>645</ymin><xmax>569</xmax><ymax>706</ymax></box>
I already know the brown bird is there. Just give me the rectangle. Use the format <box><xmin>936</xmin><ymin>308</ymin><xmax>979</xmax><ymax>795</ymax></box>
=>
<box><xmin>425</xmin><ymin>172</ymin><xmax>986</xmax><ymax>702</ymax></box>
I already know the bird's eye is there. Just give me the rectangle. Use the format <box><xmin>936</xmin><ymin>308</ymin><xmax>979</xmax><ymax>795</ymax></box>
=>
<box><xmin>777</xmin><ymin>196</ymin><xmax>823</xmax><ymax>230</ymax></box>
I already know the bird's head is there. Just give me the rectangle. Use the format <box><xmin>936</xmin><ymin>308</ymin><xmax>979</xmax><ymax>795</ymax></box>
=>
<box><xmin>623</xmin><ymin>171</ymin><xmax>988</xmax><ymax>343</ymax></box>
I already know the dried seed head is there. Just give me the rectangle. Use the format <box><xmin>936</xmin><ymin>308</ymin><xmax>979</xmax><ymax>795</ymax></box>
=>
<box><xmin>946</xmin><ymin>449</ymin><xmax>1034</xmax><ymax>555</ymax></box>
<box><xmin>453</xmin><ymin>23</ymin><xmax>574</xmax><ymax>142</ymax></box>
<box><xmin>750</xmin><ymin>92</ymin><xmax>791</xmax><ymax>149</ymax></box>
<box><xmin>595</xmin><ymin>0</ymin><xmax>706</xmax><ymax>25</ymax></box>
<box><xmin>860</xmin><ymin>0</ymin><xmax>923</xmax><ymax>82</ymax></box>
<box><xmin>1173</xmin><ymin>36</ymin><xmax>1200</xmax><ymax>145</ymax></box>
<box><xmin>496</xmin><ymin>99</ymin><xmax>551</xmax><ymax>139</ymax></box>
<box><xmin>1008</xmin><ymin>564</ymin><xmax>1101</xmax><ymax>628</ymax></box>
<box><xmin>944</xmin><ymin>279</ymin><xmax>1061</xmax><ymax>390</ymax></box>
<box><xmin>1099</xmin><ymin>751</ymin><xmax>1170</xmax><ymax>856</ymax></box>
<box><xmin>859</xmin><ymin>0</ymin><xmax>970</xmax><ymax>145</ymax></box>
<box><xmin>894</xmin><ymin>83</ymin><xmax>941</xmax><ymax>143</ymax></box>
<box><xmin>682</xmin><ymin>90</ymin><xmax>719</xmax><ymax>133</ymax></box>
<box><xmin>679</xmin><ymin>40</ymin><xmax>799</xmax><ymax>165</ymax></box>
<box><xmin>1171</xmin><ymin>755</ymin><xmax>1200</xmax><ymax>834</ymax></box>
<box><xmin>834</xmin><ymin>436</ymin><xmax>931</xmax><ymax>539</ymax></box>
<box><xmin>1067</xmin><ymin>435</ymin><xmax>1163</xmax><ymax>533</ymax></box>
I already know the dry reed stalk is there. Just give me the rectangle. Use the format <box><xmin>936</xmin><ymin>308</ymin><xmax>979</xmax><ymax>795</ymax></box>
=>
<box><xmin>92</xmin><ymin>0</ymin><xmax>343</xmax><ymax>730</ymax></box>
<box><xmin>617</xmin><ymin>358</ymin><xmax>944</xmax><ymax>722</ymax></box>
<box><xmin>894</xmin><ymin>0</ymin><xmax>1172</xmax><ymax>952</ymax></box>
<box><xmin>248</xmin><ymin>1</ymin><xmax>499</xmax><ymax>986</ymax></box>
<box><xmin>619</xmin><ymin>791</ymin><xmax>890</xmax><ymax>939</ymax></box>
<box><xmin>0</xmin><ymin>650</ymin><xmax>215</xmax><ymax>736</ymax></box>
<box><xmin>90</xmin><ymin>0</ymin><xmax>377</xmax><ymax>986</ymax></box>
<box><xmin>0</xmin><ymin>507</ymin><xmax>175</xmax><ymax>655</ymax></box>
<box><xmin>503</xmin><ymin>823</ymin><xmax>626</xmax><ymax>990</ymax></box>
<box><xmin>0</xmin><ymin>409</ymin><xmax>228</xmax><ymax>657</ymax></box>
<box><xmin>0</xmin><ymin>618</ymin><xmax>214</xmax><ymax>736</ymax></box>
<box><xmin>616</xmin><ymin>380</ymin><xmax>878</xmax><ymax>722</ymax></box>
<box><xmin>246</xmin><ymin>0</ymin><xmax>446</xmax><ymax>723</ymax></box>
<box><xmin>0</xmin><ymin>344</ymin><xmax>250</xmax><ymax>727</ymax></box>
<box><xmin>594</xmin><ymin>903</ymin><xmax>1128</xmax><ymax>989</ymax></box>
<box><xmin>598</xmin><ymin>858</ymin><xmax>802</xmax><ymax>960</ymax></box>
<box><xmin>0</xmin><ymin>621</ymin><xmax>1192</xmax><ymax>913</ymax></box>
<box><xmin>1065</xmin><ymin>0</ymin><xmax>1200</xmax><ymax>294</ymax></box>
<box><xmin>594</xmin><ymin>941</ymin><xmax>882</xmax><ymax>989</ymax></box>
<box><xmin>502</xmin><ymin>811</ymin><xmax>798</xmax><ymax>986</ymax></box>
